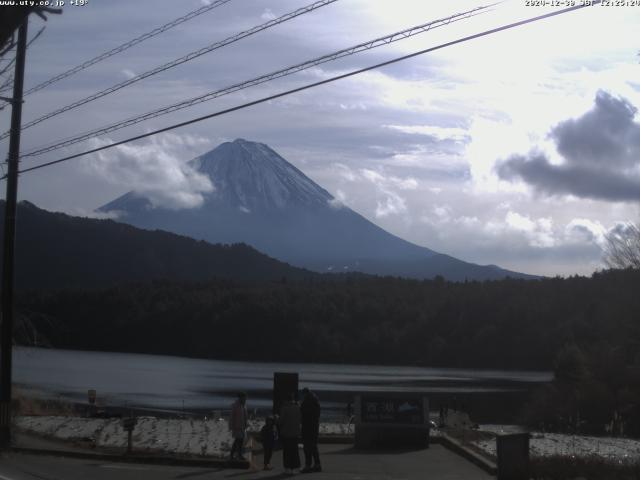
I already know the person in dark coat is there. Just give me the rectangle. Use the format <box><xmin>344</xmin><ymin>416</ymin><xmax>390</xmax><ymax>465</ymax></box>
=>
<box><xmin>260</xmin><ymin>416</ymin><xmax>278</xmax><ymax>470</ymax></box>
<box><xmin>300</xmin><ymin>387</ymin><xmax>321</xmax><ymax>472</ymax></box>
<box><xmin>279</xmin><ymin>393</ymin><xmax>301</xmax><ymax>474</ymax></box>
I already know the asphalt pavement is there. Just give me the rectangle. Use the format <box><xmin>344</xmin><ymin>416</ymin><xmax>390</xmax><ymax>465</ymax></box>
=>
<box><xmin>0</xmin><ymin>443</ymin><xmax>493</xmax><ymax>480</ymax></box>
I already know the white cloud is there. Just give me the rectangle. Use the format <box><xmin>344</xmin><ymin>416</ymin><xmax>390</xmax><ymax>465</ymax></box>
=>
<box><xmin>121</xmin><ymin>69</ymin><xmax>136</xmax><ymax>80</ymax></box>
<box><xmin>504</xmin><ymin>211</ymin><xmax>555</xmax><ymax>248</ymax></box>
<box><xmin>358</xmin><ymin>168</ymin><xmax>419</xmax><ymax>218</ymax></box>
<box><xmin>67</xmin><ymin>207</ymin><xmax>121</xmax><ymax>220</ymax></box>
<box><xmin>328</xmin><ymin>189</ymin><xmax>347</xmax><ymax>209</ymax></box>
<box><xmin>360</xmin><ymin>168</ymin><xmax>417</xmax><ymax>190</ymax></box>
<box><xmin>394</xmin><ymin>176</ymin><xmax>419</xmax><ymax>190</ymax></box>
<box><xmin>82</xmin><ymin>133</ymin><xmax>214</xmax><ymax>210</ymax></box>
<box><xmin>385</xmin><ymin>124</ymin><xmax>468</xmax><ymax>142</ymax></box>
<box><xmin>454</xmin><ymin>216</ymin><xmax>480</xmax><ymax>228</ymax></box>
<box><xmin>505</xmin><ymin>211</ymin><xmax>538</xmax><ymax>233</ymax></box>
<box><xmin>362</xmin><ymin>169</ymin><xmax>385</xmax><ymax>184</ymax></box>
<box><xmin>389</xmin><ymin>143</ymin><xmax>466</xmax><ymax>172</ymax></box>
<box><xmin>339</xmin><ymin>102</ymin><xmax>368</xmax><ymax>111</ymax></box>
<box><xmin>433</xmin><ymin>204</ymin><xmax>452</xmax><ymax>221</ymax></box>
<box><xmin>564</xmin><ymin>218</ymin><xmax>607</xmax><ymax>247</ymax></box>
<box><xmin>481</xmin><ymin>211</ymin><xmax>556</xmax><ymax>249</ymax></box>
<box><xmin>330</xmin><ymin>163</ymin><xmax>358</xmax><ymax>182</ymax></box>
<box><xmin>375</xmin><ymin>192</ymin><xmax>407</xmax><ymax>218</ymax></box>
<box><xmin>261</xmin><ymin>8</ymin><xmax>276</xmax><ymax>21</ymax></box>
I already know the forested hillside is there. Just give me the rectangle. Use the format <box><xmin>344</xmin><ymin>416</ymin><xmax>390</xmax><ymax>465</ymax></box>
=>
<box><xmin>17</xmin><ymin>269</ymin><xmax>640</xmax><ymax>371</ymax></box>
<box><xmin>0</xmin><ymin>201</ymin><xmax>315</xmax><ymax>289</ymax></box>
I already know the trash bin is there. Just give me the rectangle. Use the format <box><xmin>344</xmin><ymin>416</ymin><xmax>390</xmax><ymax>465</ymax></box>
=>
<box><xmin>496</xmin><ymin>432</ymin><xmax>529</xmax><ymax>480</ymax></box>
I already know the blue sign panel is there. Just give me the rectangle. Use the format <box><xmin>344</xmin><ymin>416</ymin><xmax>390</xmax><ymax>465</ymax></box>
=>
<box><xmin>361</xmin><ymin>397</ymin><xmax>424</xmax><ymax>424</ymax></box>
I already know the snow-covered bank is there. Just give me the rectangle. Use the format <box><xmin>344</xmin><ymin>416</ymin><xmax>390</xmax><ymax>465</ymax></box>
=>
<box><xmin>22</xmin><ymin>415</ymin><xmax>639</xmax><ymax>464</ymax></box>
<box><xmin>473</xmin><ymin>425</ymin><xmax>640</xmax><ymax>461</ymax></box>
<box><xmin>16</xmin><ymin>416</ymin><xmax>237</xmax><ymax>457</ymax></box>
<box><xmin>15</xmin><ymin>416</ymin><xmax>353</xmax><ymax>457</ymax></box>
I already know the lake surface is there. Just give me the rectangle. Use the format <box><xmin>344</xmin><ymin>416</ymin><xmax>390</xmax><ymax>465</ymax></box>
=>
<box><xmin>14</xmin><ymin>347</ymin><xmax>552</xmax><ymax>419</ymax></box>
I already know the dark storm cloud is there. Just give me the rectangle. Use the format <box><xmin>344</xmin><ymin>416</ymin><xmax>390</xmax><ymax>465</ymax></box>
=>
<box><xmin>498</xmin><ymin>152</ymin><xmax>640</xmax><ymax>201</ymax></box>
<box><xmin>552</xmin><ymin>90</ymin><xmax>640</xmax><ymax>168</ymax></box>
<box><xmin>497</xmin><ymin>91</ymin><xmax>640</xmax><ymax>201</ymax></box>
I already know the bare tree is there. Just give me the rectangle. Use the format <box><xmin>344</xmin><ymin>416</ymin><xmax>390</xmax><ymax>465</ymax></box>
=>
<box><xmin>603</xmin><ymin>222</ymin><xmax>640</xmax><ymax>269</ymax></box>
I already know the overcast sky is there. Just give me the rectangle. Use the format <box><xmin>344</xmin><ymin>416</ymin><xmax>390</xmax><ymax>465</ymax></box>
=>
<box><xmin>1</xmin><ymin>0</ymin><xmax>639</xmax><ymax>277</ymax></box>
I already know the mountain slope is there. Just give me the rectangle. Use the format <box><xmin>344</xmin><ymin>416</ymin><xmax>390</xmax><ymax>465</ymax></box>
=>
<box><xmin>101</xmin><ymin>139</ymin><xmax>536</xmax><ymax>281</ymax></box>
<box><xmin>0</xmin><ymin>201</ymin><xmax>315</xmax><ymax>290</ymax></box>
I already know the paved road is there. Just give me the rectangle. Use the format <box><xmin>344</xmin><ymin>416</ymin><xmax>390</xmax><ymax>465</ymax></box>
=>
<box><xmin>0</xmin><ymin>444</ymin><xmax>492</xmax><ymax>480</ymax></box>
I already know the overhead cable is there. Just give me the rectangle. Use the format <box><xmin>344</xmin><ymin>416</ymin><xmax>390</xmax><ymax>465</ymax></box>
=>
<box><xmin>22</xmin><ymin>2</ymin><xmax>496</xmax><ymax>158</ymax></box>
<box><xmin>0</xmin><ymin>0</ymin><xmax>338</xmax><ymax>141</ymax></box>
<box><xmin>0</xmin><ymin>26</ymin><xmax>46</xmax><ymax>111</ymax></box>
<box><xmin>8</xmin><ymin>1</ymin><xmax>599</xmax><ymax>179</ymax></box>
<box><xmin>22</xmin><ymin>0</ymin><xmax>234</xmax><ymax>97</ymax></box>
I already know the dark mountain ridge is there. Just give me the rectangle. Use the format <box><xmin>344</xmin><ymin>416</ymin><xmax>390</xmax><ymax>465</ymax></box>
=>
<box><xmin>0</xmin><ymin>200</ymin><xmax>315</xmax><ymax>290</ymax></box>
<box><xmin>101</xmin><ymin>139</ymin><xmax>537</xmax><ymax>281</ymax></box>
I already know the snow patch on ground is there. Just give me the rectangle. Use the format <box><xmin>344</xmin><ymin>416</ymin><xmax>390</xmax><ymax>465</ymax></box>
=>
<box><xmin>16</xmin><ymin>416</ymin><xmax>237</xmax><ymax>456</ymax></box>
<box><xmin>474</xmin><ymin>425</ymin><xmax>640</xmax><ymax>461</ymax></box>
<box><xmin>15</xmin><ymin>416</ymin><xmax>353</xmax><ymax>457</ymax></box>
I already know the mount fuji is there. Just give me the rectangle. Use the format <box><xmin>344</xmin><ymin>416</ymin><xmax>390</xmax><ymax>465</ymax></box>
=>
<box><xmin>99</xmin><ymin>139</ymin><xmax>535</xmax><ymax>281</ymax></box>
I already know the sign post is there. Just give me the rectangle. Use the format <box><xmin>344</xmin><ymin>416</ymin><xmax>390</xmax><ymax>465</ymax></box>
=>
<box><xmin>87</xmin><ymin>389</ymin><xmax>97</xmax><ymax>417</ymax></box>
<box><xmin>121</xmin><ymin>417</ymin><xmax>137</xmax><ymax>454</ymax></box>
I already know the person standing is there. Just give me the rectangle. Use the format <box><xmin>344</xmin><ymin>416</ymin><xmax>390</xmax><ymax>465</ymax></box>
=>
<box><xmin>260</xmin><ymin>416</ymin><xmax>278</xmax><ymax>470</ymax></box>
<box><xmin>300</xmin><ymin>387</ymin><xmax>322</xmax><ymax>473</ymax></box>
<box><xmin>279</xmin><ymin>393</ymin><xmax>301</xmax><ymax>474</ymax></box>
<box><xmin>228</xmin><ymin>392</ymin><xmax>248</xmax><ymax>461</ymax></box>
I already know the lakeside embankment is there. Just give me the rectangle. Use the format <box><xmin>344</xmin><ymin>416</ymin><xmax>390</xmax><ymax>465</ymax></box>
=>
<box><xmin>14</xmin><ymin>414</ymin><xmax>640</xmax><ymax>464</ymax></box>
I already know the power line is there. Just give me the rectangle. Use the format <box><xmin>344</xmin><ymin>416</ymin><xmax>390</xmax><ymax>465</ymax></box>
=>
<box><xmin>0</xmin><ymin>72</ymin><xmax>13</xmax><ymax>96</ymax></box>
<box><xmin>0</xmin><ymin>34</ymin><xmax>15</xmax><ymax>59</ymax></box>
<box><xmin>21</xmin><ymin>3</ymin><xmax>497</xmax><ymax>158</ymax></box>
<box><xmin>8</xmin><ymin>2</ymin><xmax>599</xmax><ymax>180</ymax></box>
<box><xmin>21</xmin><ymin>0</ymin><xmax>234</xmax><ymax>97</ymax></box>
<box><xmin>0</xmin><ymin>26</ymin><xmax>45</xmax><ymax>95</ymax></box>
<box><xmin>0</xmin><ymin>55</ymin><xmax>17</xmax><ymax>81</ymax></box>
<box><xmin>0</xmin><ymin>26</ymin><xmax>46</xmax><ymax>111</ymax></box>
<box><xmin>0</xmin><ymin>0</ymin><xmax>338</xmax><ymax>141</ymax></box>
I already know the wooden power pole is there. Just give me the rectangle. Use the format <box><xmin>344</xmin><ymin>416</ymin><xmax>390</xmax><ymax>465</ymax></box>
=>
<box><xmin>0</xmin><ymin>17</ymin><xmax>28</xmax><ymax>449</ymax></box>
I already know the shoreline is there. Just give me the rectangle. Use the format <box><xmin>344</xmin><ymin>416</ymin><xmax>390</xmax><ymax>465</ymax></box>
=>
<box><xmin>15</xmin><ymin>345</ymin><xmax>555</xmax><ymax>374</ymax></box>
<box><xmin>15</xmin><ymin>383</ymin><xmax>537</xmax><ymax>425</ymax></box>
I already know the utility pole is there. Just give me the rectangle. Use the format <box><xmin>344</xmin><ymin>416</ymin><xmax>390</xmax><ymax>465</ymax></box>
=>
<box><xmin>0</xmin><ymin>17</ymin><xmax>28</xmax><ymax>449</ymax></box>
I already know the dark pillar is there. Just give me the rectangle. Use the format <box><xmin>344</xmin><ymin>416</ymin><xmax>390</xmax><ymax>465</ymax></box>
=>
<box><xmin>273</xmin><ymin>372</ymin><xmax>298</xmax><ymax>415</ymax></box>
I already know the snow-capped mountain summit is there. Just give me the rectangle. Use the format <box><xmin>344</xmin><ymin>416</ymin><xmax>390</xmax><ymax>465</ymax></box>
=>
<box><xmin>194</xmin><ymin>139</ymin><xmax>332</xmax><ymax>211</ymax></box>
<box><xmin>100</xmin><ymin>139</ymin><xmax>535</xmax><ymax>280</ymax></box>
